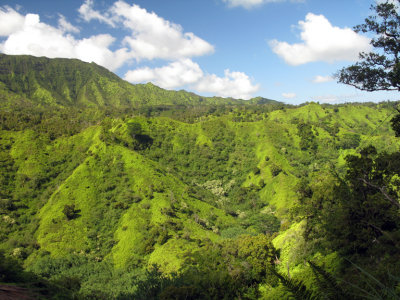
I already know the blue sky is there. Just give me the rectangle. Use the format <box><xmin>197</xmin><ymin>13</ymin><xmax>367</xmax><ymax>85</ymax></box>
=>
<box><xmin>0</xmin><ymin>0</ymin><xmax>398</xmax><ymax>103</ymax></box>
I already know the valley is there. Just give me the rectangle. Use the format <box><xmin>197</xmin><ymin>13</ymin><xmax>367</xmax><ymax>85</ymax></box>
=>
<box><xmin>0</xmin><ymin>54</ymin><xmax>399</xmax><ymax>299</ymax></box>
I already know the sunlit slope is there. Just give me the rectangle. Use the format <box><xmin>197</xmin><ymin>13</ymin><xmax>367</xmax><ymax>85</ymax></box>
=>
<box><xmin>1</xmin><ymin>100</ymin><xmax>397</xmax><ymax>275</ymax></box>
<box><xmin>130</xmin><ymin>103</ymin><xmax>397</xmax><ymax>216</ymax></box>
<box><xmin>29</xmin><ymin>125</ymin><xmax>235</xmax><ymax>272</ymax></box>
<box><xmin>0</xmin><ymin>54</ymin><xmax>278</xmax><ymax>108</ymax></box>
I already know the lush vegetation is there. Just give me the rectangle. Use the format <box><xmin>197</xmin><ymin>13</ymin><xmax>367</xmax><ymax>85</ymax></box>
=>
<box><xmin>0</xmin><ymin>52</ymin><xmax>399</xmax><ymax>299</ymax></box>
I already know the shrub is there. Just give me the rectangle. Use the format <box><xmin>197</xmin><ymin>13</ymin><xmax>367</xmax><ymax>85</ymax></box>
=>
<box><xmin>63</xmin><ymin>204</ymin><xmax>76</xmax><ymax>220</ymax></box>
<box><xmin>270</xmin><ymin>163</ymin><xmax>282</xmax><ymax>177</ymax></box>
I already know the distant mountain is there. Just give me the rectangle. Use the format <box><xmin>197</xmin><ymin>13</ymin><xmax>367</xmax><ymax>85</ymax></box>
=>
<box><xmin>0</xmin><ymin>54</ymin><xmax>279</xmax><ymax>108</ymax></box>
<box><xmin>248</xmin><ymin>96</ymin><xmax>280</xmax><ymax>105</ymax></box>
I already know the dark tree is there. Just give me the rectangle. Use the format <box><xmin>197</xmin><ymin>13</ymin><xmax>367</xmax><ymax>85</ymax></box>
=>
<box><xmin>391</xmin><ymin>113</ymin><xmax>400</xmax><ymax>136</ymax></box>
<box><xmin>63</xmin><ymin>204</ymin><xmax>76</xmax><ymax>220</ymax></box>
<box><xmin>337</xmin><ymin>1</ymin><xmax>400</xmax><ymax>92</ymax></box>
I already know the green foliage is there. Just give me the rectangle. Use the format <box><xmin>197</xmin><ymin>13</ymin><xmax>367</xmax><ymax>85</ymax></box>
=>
<box><xmin>62</xmin><ymin>204</ymin><xmax>76</xmax><ymax>220</ymax></box>
<box><xmin>270</xmin><ymin>163</ymin><xmax>282</xmax><ymax>177</ymax></box>
<box><xmin>307</xmin><ymin>260</ymin><xmax>350</xmax><ymax>299</ymax></box>
<box><xmin>127</xmin><ymin>121</ymin><xmax>142</xmax><ymax>137</ymax></box>
<box><xmin>136</xmin><ymin>235</ymin><xmax>279</xmax><ymax>299</ymax></box>
<box><xmin>272</xmin><ymin>269</ymin><xmax>317</xmax><ymax>300</ymax></box>
<box><xmin>0</xmin><ymin>53</ymin><xmax>400</xmax><ymax>298</ymax></box>
<box><xmin>0</xmin><ymin>53</ymin><xmax>273</xmax><ymax>110</ymax></box>
<box><xmin>337</xmin><ymin>1</ymin><xmax>400</xmax><ymax>92</ymax></box>
<box><xmin>240</xmin><ymin>212</ymin><xmax>281</xmax><ymax>235</ymax></box>
<box><xmin>296</xmin><ymin>146</ymin><xmax>400</xmax><ymax>297</ymax></box>
<box><xmin>0</xmin><ymin>250</ymin><xmax>26</xmax><ymax>283</ymax></box>
<box><xmin>391</xmin><ymin>113</ymin><xmax>400</xmax><ymax>137</ymax></box>
<box><xmin>27</xmin><ymin>253</ymin><xmax>147</xmax><ymax>299</ymax></box>
<box><xmin>338</xmin><ymin>132</ymin><xmax>361</xmax><ymax>149</ymax></box>
<box><xmin>0</xmin><ymin>250</ymin><xmax>77</xmax><ymax>298</ymax></box>
<box><xmin>297</xmin><ymin>122</ymin><xmax>317</xmax><ymax>151</ymax></box>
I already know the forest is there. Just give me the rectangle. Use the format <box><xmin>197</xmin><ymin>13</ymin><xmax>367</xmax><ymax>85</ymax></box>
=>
<box><xmin>1</xmin><ymin>2</ymin><xmax>400</xmax><ymax>298</ymax></box>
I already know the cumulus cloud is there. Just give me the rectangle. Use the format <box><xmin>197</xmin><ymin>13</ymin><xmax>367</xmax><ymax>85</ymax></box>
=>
<box><xmin>0</xmin><ymin>6</ymin><xmax>25</xmax><ymax>36</ymax></box>
<box><xmin>194</xmin><ymin>69</ymin><xmax>259</xmax><ymax>99</ymax></box>
<box><xmin>0</xmin><ymin>2</ymin><xmax>258</xmax><ymax>99</ymax></box>
<box><xmin>78</xmin><ymin>0</ymin><xmax>214</xmax><ymax>61</ymax></box>
<box><xmin>125</xmin><ymin>59</ymin><xmax>203</xmax><ymax>89</ymax></box>
<box><xmin>312</xmin><ymin>75</ymin><xmax>333</xmax><ymax>83</ymax></box>
<box><xmin>58</xmin><ymin>14</ymin><xmax>80</xmax><ymax>33</ymax></box>
<box><xmin>0</xmin><ymin>9</ymin><xmax>129</xmax><ymax>71</ymax></box>
<box><xmin>78</xmin><ymin>0</ymin><xmax>115</xmax><ymax>27</ymax></box>
<box><xmin>269</xmin><ymin>13</ymin><xmax>371</xmax><ymax>65</ymax></box>
<box><xmin>223</xmin><ymin>0</ymin><xmax>304</xmax><ymax>9</ymax></box>
<box><xmin>282</xmin><ymin>92</ymin><xmax>296</xmax><ymax>99</ymax></box>
<box><xmin>125</xmin><ymin>59</ymin><xmax>259</xmax><ymax>99</ymax></box>
<box><xmin>0</xmin><ymin>0</ymin><xmax>214</xmax><ymax>71</ymax></box>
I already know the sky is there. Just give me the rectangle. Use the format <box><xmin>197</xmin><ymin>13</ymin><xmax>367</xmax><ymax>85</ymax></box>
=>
<box><xmin>0</xmin><ymin>0</ymin><xmax>398</xmax><ymax>104</ymax></box>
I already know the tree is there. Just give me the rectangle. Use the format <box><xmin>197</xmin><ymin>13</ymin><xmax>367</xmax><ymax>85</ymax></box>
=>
<box><xmin>127</xmin><ymin>122</ymin><xmax>142</xmax><ymax>138</ymax></box>
<box><xmin>337</xmin><ymin>1</ymin><xmax>400</xmax><ymax>92</ymax></box>
<box><xmin>63</xmin><ymin>204</ymin><xmax>76</xmax><ymax>220</ymax></box>
<box><xmin>300</xmin><ymin>146</ymin><xmax>400</xmax><ymax>282</ymax></box>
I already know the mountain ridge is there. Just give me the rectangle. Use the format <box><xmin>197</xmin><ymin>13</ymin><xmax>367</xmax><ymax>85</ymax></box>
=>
<box><xmin>0</xmin><ymin>53</ymin><xmax>279</xmax><ymax>109</ymax></box>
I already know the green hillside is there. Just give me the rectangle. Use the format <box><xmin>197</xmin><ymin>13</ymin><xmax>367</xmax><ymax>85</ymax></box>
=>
<box><xmin>0</xmin><ymin>54</ymin><xmax>400</xmax><ymax>299</ymax></box>
<box><xmin>0</xmin><ymin>54</ymin><xmax>278</xmax><ymax>109</ymax></box>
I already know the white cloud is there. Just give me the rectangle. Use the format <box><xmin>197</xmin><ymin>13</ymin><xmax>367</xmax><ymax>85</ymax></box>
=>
<box><xmin>282</xmin><ymin>92</ymin><xmax>296</xmax><ymax>99</ymax></box>
<box><xmin>124</xmin><ymin>59</ymin><xmax>203</xmax><ymax>89</ymax></box>
<box><xmin>269</xmin><ymin>13</ymin><xmax>371</xmax><ymax>65</ymax></box>
<box><xmin>78</xmin><ymin>0</ymin><xmax>115</xmax><ymax>27</ymax></box>
<box><xmin>74</xmin><ymin>35</ymin><xmax>130</xmax><ymax>71</ymax></box>
<box><xmin>0</xmin><ymin>9</ymin><xmax>129</xmax><ymax>71</ymax></box>
<box><xmin>78</xmin><ymin>0</ymin><xmax>214</xmax><ymax>61</ymax></box>
<box><xmin>0</xmin><ymin>2</ymin><xmax>257</xmax><ymax>98</ymax></box>
<box><xmin>124</xmin><ymin>59</ymin><xmax>259</xmax><ymax>99</ymax></box>
<box><xmin>223</xmin><ymin>0</ymin><xmax>304</xmax><ymax>9</ymax></box>
<box><xmin>195</xmin><ymin>69</ymin><xmax>259</xmax><ymax>99</ymax></box>
<box><xmin>312</xmin><ymin>75</ymin><xmax>334</xmax><ymax>83</ymax></box>
<box><xmin>111</xmin><ymin>1</ymin><xmax>214</xmax><ymax>60</ymax></box>
<box><xmin>0</xmin><ymin>6</ymin><xmax>25</xmax><ymax>36</ymax></box>
<box><xmin>0</xmin><ymin>1</ymin><xmax>213</xmax><ymax>70</ymax></box>
<box><xmin>58</xmin><ymin>14</ymin><xmax>80</xmax><ymax>33</ymax></box>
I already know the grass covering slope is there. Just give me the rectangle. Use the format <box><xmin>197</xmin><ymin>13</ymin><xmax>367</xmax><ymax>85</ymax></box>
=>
<box><xmin>1</xmin><ymin>54</ymin><xmax>400</xmax><ymax>298</ymax></box>
<box><xmin>17</xmin><ymin>124</ymin><xmax>235</xmax><ymax>273</ymax></box>
<box><xmin>0</xmin><ymin>54</ymin><xmax>279</xmax><ymax>109</ymax></box>
<box><xmin>1</xmin><ymin>101</ymin><xmax>397</xmax><ymax>259</ymax></box>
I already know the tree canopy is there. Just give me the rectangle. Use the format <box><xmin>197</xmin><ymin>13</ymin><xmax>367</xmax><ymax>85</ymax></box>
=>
<box><xmin>337</xmin><ymin>0</ymin><xmax>400</xmax><ymax>92</ymax></box>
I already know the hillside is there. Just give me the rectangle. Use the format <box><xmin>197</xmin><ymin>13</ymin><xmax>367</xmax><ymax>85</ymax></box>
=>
<box><xmin>0</xmin><ymin>54</ymin><xmax>400</xmax><ymax>299</ymax></box>
<box><xmin>0</xmin><ymin>54</ymin><xmax>278</xmax><ymax>109</ymax></box>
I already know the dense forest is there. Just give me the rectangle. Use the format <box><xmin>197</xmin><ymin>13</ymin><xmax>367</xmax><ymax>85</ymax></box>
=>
<box><xmin>0</xmin><ymin>52</ymin><xmax>399</xmax><ymax>299</ymax></box>
<box><xmin>2</xmin><ymin>0</ymin><xmax>400</xmax><ymax>298</ymax></box>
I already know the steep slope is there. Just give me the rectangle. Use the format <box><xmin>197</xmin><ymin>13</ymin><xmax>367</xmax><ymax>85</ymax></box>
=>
<box><xmin>1</xmin><ymin>54</ymin><xmax>400</xmax><ymax>298</ymax></box>
<box><xmin>0</xmin><ymin>54</ymin><xmax>278</xmax><ymax>108</ymax></box>
<box><xmin>0</xmin><ymin>100</ymin><xmax>398</xmax><ymax>297</ymax></box>
<box><xmin>1</xmin><ymin>123</ymin><xmax>237</xmax><ymax>274</ymax></box>
<box><xmin>131</xmin><ymin>103</ymin><xmax>398</xmax><ymax>215</ymax></box>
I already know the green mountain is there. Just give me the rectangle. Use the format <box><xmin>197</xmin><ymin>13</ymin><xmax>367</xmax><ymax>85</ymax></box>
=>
<box><xmin>0</xmin><ymin>54</ymin><xmax>279</xmax><ymax>109</ymax></box>
<box><xmin>0</xmin><ymin>54</ymin><xmax>399</xmax><ymax>299</ymax></box>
